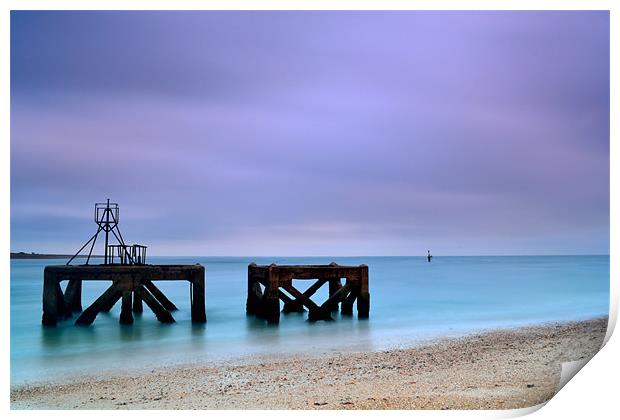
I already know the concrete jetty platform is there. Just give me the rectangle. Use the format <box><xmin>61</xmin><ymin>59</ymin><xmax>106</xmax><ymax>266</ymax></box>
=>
<box><xmin>42</xmin><ymin>264</ymin><xmax>206</xmax><ymax>326</ymax></box>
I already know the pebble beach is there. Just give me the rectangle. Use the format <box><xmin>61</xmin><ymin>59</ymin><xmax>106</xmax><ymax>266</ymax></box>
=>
<box><xmin>11</xmin><ymin>317</ymin><xmax>607</xmax><ymax>410</ymax></box>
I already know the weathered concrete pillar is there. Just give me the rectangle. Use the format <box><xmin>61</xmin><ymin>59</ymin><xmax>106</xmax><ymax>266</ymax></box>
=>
<box><xmin>63</xmin><ymin>278</ymin><xmax>82</xmax><ymax>315</ymax></box>
<box><xmin>357</xmin><ymin>265</ymin><xmax>370</xmax><ymax>319</ymax></box>
<box><xmin>42</xmin><ymin>268</ymin><xmax>60</xmax><ymax>326</ymax></box>
<box><xmin>119</xmin><ymin>290</ymin><xmax>134</xmax><ymax>324</ymax></box>
<box><xmin>190</xmin><ymin>266</ymin><xmax>206</xmax><ymax>323</ymax></box>
<box><xmin>246</xmin><ymin>263</ymin><xmax>262</xmax><ymax>315</ymax></box>
<box><xmin>132</xmin><ymin>291</ymin><xmax>143</xmax><ymax>313</ymax></box>
<box><xmin>264</xmin><ymin>264</ymin><xmax>280</xmax><ymax>324</ymax></box>
<box><xmin>328</xmin><ymin>278</ymin><xmax>343</xmax><ymax>312</ymax></box>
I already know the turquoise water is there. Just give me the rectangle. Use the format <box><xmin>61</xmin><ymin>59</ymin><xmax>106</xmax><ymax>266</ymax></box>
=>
<box><xmin>10</xmin><ymin>256</ymin><xmax>609</xmax><ymax>386</ymax></box>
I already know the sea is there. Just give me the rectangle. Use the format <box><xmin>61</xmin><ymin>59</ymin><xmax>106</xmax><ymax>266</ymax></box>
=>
<box><xmin>10</xmin><ymin>255</ymin><xmax>609</xmax><ymax>386</ymax></box>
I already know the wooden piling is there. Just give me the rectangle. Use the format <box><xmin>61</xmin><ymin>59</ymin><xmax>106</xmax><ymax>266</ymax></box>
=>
<box><xmin>190</xmin><ymin>267</ymin><xmax>206</xmax><ymax>323</ymax></box>
<box><xmin>357</xmin><ymin>265</ymin><xmax>370</xmax><ymax>318</ymax></box>
<box><xmin>264</xmin><ymin>265</ymin><xmax>281</xmax><ymax>324</ymax></box>
<box><xmin>327</xmin><ymin>278</ymin><xmax>343</xmax><ymax>312</ymax></box>
<box><xmin>246</xmin><ymin>263</ymin><xmax>262</xmax><ymax>315</ymax></box>
<box><xmin>119</xmin><ymin>291</ymin><xmax>134</xmax><ymax>324</ymax></box>
<box><xmin>132</xmin><ymin>291</ymin><xmax>143</xmax><ymax>313</ymax></box>
<box><xmin>63</xmin><ymin>279</ymin><xmax>82</xmax><ymax>314</ymax></box>
<box><xmin>42</xmin><ymin>267</ymin><xmax>59</xmax><ymax>326</ymax></box>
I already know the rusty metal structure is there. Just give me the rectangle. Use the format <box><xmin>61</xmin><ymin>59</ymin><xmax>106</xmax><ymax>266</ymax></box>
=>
<box><xmin>67</xmin><ymin>199</ymin><xmax>147</xmax><ymax>265</ymax></box>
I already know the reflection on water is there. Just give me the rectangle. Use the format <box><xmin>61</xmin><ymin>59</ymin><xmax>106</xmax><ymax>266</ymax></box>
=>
<box><xmin>12</xmin><ymin>256</ymin><xmax>608</xmax><ymax>386</ymax></box>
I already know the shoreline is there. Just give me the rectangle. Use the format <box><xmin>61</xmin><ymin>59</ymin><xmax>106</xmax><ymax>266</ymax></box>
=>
<box><xmin>11</xmin><ymin>317</ymin><xmax>607</xmax><ymax>410</ymax></box>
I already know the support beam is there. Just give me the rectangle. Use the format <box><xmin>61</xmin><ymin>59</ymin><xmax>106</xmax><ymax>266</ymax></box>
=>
<box><xmin>75</xmin><ymin>285</ymin><xmax>122</xmax><ymax>326</ymax></box>
<box><xmin>136</xmin><ymin>286</ymin><xmax>175</xmax><ymax>323</ymax></box>
<box><xmin>320</xmin><ymin>283</ymin><xmax>351</xmax><ymax>312</ymax></box>
<box><xmin>310</xmin><ymin>283</ymin><xmax>351</xmax><ymax>321</ymax></box>
<box><xmin>282</xmin><ymin>284</ymin><xmax>321</xmax><ymax>313</ymax></box>
<box><xmin>101</xmin><ymin>285</ymin><xmax>122</xmax><ymax>312</ymax></box>
<box><xmin>280</xmin><ymin>290</ymin><xmax>304</xmax><ymax>313</ymax></box>
<box><xmin>143</xmin><ymin>280</ymin><xmax>178</xmax><ymax>311</ymax></box>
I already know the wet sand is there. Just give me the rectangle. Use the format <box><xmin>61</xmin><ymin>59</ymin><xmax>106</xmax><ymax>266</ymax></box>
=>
<box><xmin>11</xmin><ymin>317</ymin><xmax>607</xmax><ymax>410</ymax></box>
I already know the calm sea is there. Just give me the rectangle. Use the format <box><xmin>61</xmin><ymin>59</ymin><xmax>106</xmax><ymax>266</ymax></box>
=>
<box><xmin>10</xmin><ymin>256</ymin><xmax>609</xmax><ymax>386</ymax></box>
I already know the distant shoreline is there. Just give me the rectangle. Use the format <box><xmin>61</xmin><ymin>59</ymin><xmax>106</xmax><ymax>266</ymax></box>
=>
<box><xmin>10</xmin><ymin>252</ymin><xmax>103</xmax><ymax>260</ymax></box>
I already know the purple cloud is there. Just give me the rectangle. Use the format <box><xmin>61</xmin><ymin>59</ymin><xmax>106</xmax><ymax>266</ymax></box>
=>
<box><xmin>10</xmin><ymin>11</ymin><xmax>609</xmax><ymax>255</ymax></box>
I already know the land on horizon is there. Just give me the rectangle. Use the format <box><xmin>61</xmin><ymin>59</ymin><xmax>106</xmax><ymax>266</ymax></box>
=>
<box><xmin>10</xmin><ymin>252</ymin><xmax>103</xmax><ymax>260</ymax></box>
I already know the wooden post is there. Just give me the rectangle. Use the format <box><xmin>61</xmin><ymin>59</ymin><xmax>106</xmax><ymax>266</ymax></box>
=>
<box><xmin>190</xmin><ymin>267</ymin><xmax>206</xmax><ymax>323</ymax></box>
<box><xmin>55</xmin><ymin>282</ymin><xmax>66</xmax><ymax>318</ymax></box>
<box><xmin>328</xmin><ymin>278</ymin><xmax>343</xmax><ymax>312</ymax></box>
<box><xmin>119</xmin><ymin>290</ymin><xmax>134</xmax><ymax>324</ymax></box>
<box><xmin>63</xmin><ymin>278</ymin><xmax>82</xmax><ymax>314</ymax></box>
<box><xmin>246</xmin><ymin>263</ymin><xmax>262</xmax><ymax>315</ymax></box>
<box><xmin>264</xmin><ymin>264</ymin><xmax>280</xmax><ymax>324</ymax></box>
<box><xmin>357</xmin><ymin>265</ymin><xmax>370</xmax><ymax>319</ymax></box>
<box><xmin>132</xmin><ymin>291</ymin><xmax>143</xmax><ymax>313</ymax></box>
<box><xmin>340</xmin><ymin>289</ymin><xmax>356</xmax><ymax>315</ymax></box>
<box><xmin>42</xmin><ymin>268</ymin><xmax>59</xmax><ymax>326</ymax></box>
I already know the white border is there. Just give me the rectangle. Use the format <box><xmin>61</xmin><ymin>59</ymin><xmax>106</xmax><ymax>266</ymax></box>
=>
<box><xmin>2</xmin><ymin>1</ymin><xmax>617</xmax><ymax>419</ymax></box>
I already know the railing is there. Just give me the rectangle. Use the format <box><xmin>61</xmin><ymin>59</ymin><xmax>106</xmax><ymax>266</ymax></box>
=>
<box><xmin>106</xmin><ymin>244</ymin><xmax>147</xmax><ymax>265</ymax></box>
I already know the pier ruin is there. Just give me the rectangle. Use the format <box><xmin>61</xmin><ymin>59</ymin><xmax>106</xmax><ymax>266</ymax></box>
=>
<box><xmin>42</xmin><ymin>200</ymin><xmax>206</xmax><ymax>326</ymax></box>
<box><xmin>42</xmin><ymin>264</ymin><xmax>206</xmax><ymax>326</ymax></box>
<box><xmin>246</xmin><ymin>262</ymin><xmax>370</xmax><ymax>324</ymax></box>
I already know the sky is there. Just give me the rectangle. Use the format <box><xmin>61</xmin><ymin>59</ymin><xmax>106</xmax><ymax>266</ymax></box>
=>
<box><xmin>10</xmin><ymin>11</ymin><xmax>609</xmax><ymax>256</ymax></box>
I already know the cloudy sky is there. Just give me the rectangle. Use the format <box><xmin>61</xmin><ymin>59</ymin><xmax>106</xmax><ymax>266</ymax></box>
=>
<box><xmin>10</xmin><ymin>11</ymin><xmax>609</xmax><ymax>256</ymax></box>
